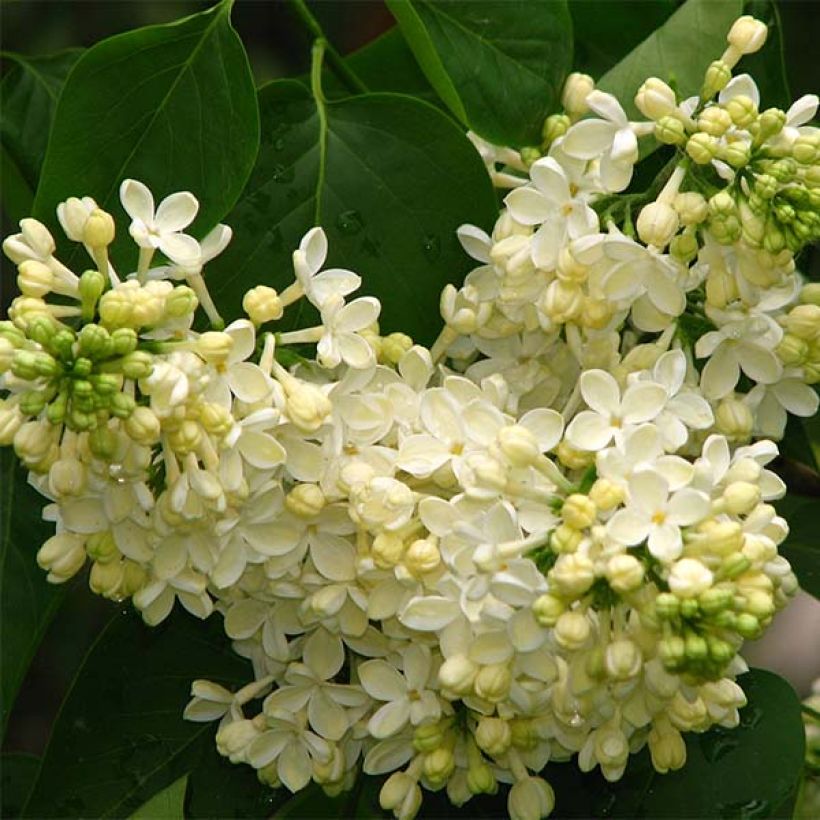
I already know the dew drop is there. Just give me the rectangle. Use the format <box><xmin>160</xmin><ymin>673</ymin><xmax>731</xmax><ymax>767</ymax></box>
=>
<box><xmin>718</xmin><ymin>798</ymin><xmax>770</xmax><ymax>818</ymax></box>
<box><xmin>271</xmin><ymin>164</ymin><xmax>294</xmax><ymax>184</ymax></box>
<box><xmin>422</xmin><ymin>233</ymin><xmax>441</xmax><ymax>261</ymax></box>
<box><xmin>336</xmin><ymin>209</ymin><xmax>364</xmax><ymax>235</ymax></box>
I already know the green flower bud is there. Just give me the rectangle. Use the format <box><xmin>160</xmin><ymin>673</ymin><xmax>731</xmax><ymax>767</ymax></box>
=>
<box><xmin>110</xmin><ymin>328</ymin><xmax>138</xmax><ymax>357</ymax></box>
<box><xmin>685</xmin><ymin>633</ymin><xmax>709</xmax><ymax>661</ymax></box>
<box><xmin>800</xmin><ymin>283</ymin><xmax>820</xmax><ymax>306</ymax></box>
<box><xmin>659</xmin><ymin>636</ymin><xmax>686</xmax><ymax>669</ymax></box>
<box><xmin>804</xmin><ymin>164</ymin><xmax>820</xmax><ymax>188</ymax></box>
<box><xmin>68</xmin><ymin>409</ymin><xmax>95</xmax><ymax>431</ymax></box>
<box><xmin>109</xmin><ymin>392</ymin><xmax>136</xmax><ymax>418</ymax></box>
<box><xmin>719</xmin><ymin>553</ymin><xmax>751</xmax><ymax>580</ymax></box>
<box><xmin>680</xmin><ymin>598</ymin><xmax>700</xmax><ymax>619</ymax></box>
<box><xmin>724</xmin><ymin>95</ymin><xmax>758</xmax><ymax>127</ymax></box>
<box><xmin>655</xmin><ymin>116</ymin><xmax>687</xmax><ymax>145</ymax></box>
<box><xmin>686</xmin><ymin>132</ymin><xmax>720</xmax><ymax>164</ymax></box>
<box><xmin>777</xmin><ymin>333</ymin><xmax>808</xmax><ymax>366</ymax></box>
<box><xmin>710</xmin><ymin>215</ymin><xmax>742</xmax><ymax>244</ymax></box>
<box><xmin>754</xmin><ymin>173</ymin><xmax>778</xmax><ymax>200</ymax></box>
<box><xmin>20</xmin><ymin>390</ymin><xmax>47</xmax><ymax>416</ymax></box>
<box><xmin>78</xmin><ymin>324</ymin><xmax>112</xmax><ymax>358</ymax></box>
<box><xmin>707</xmin><ymin>636</ymin><xmax>734</xmax><ymax>664</ymax></box>
<box><xmin>655</xmin><ymin>592</ymin><xmax>680</xmax><ymax>620</ymax></box>
<box><xmin>89</xmin><ymin>426</ymin><xmax>116</xmax><ymax>459</ymax></box>
<box><xmin>50</xmin><ymin>328</ymin><xmax>75</xmax><ymax>360</ymax></box>
<box><xmin>734</xmin><ymin>612</ymin><xmax>761</xmax><ymax>638</ymax></box>
<box><xmin>698</xmin><ymin>106</ymin><xmax>732</xmax><ymax>136</ymax></box>
<box><xmin>532</xmin><ymin>593</ymin><xmax>565</xmax><ymax>627</ymax></box>
<box><xmin>46</xmin><ymin>391</ymin><xmax>68</xmax><ymax>425</ymax></box>
<box><xmin>165</xmin><ymin>285</ymin><xmax>198</xmax><ymax>318</ymax></box>
<box><xmin>520</xmin><ymin>146</ymin><xmax>541</xmax><ymax>168</ymax></box>
<box><xmin>89</xmin><ymin>373</ymin><xmax>120</xmax><ymax>395</ymax></box>
<box><xmin>769</xmin><ymin>157</ymin><xmax>797</xmax><ymax>183</ymax></box>
<box><xmin>542</xmin><ymin>113</ymin><xmax>570</xmax><ymax>148</ymax></box>
<box><xmin>793</xmin><ymin>132</ymin><xmax>819</xmax><ymax>165</ymax></box>
<box><xmin>709</xmin><ymin>190</ymin><xmax>737</xmax><ymax>216</ymax></box>
<box><xmin>701</xmin><ymin>60</ymin><xmax>731</xmax><ymax>99</ymax></box>
<box><xmin>26</xmin><ymin>314</ymin><xmax>59</xmax><ymax>349</ymax></box>
<box><xmin>757</xmin><ymin>108</ymin><xmax>786</xmax><ymax>140</ymax></box>
<box><xmin>0</xmin><ymin>321</ymin><xmax>26</xmax><ymax>347</ymax></box>
<box><xmin>699</xmin><ymin>586</ymin><xmax>733</xmax><ymax>614</ymax></box>
<box><xmin>120</xmin><ymin>351</ymin><xmax>153</xmax><ymax>380</ymax></box>
<box><xmin>674</xmin><ymin>191</ymin><xmax>709</xmax><ymax>225</ymax></box>
<box><xmin>79</xmin><ymin>269</ymin><xmax>106</xmax><ymax>306</ymax></box>
<box><xmin>83</xmin><ymin>209</ymin><xmax>115</xmax><ymax>248</ymax></box>
<box><xmin>762</xmin><ymin>224</ymin><xmax>786</xmax><ymax>254</ymax></box>
<box><xmin>722</xmin><ymin>139</ymin><xmax>751</xmax><ymax>168</ymax></box>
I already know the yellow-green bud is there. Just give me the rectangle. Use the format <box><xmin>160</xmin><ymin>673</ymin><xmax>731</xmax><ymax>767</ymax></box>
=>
<box><xmin>89</xmin><ymin>426</ymin><xmax>117</xmax><ymax>459</ymax></box>
<box><xmin>551</xmin><ymin>522</ymin><xmax>583</xmax><ymax>554</ymax></box>
<box><xmin>17</xmin><ymin>260</ymin><xmax>54</xmax><ymax>298</ymax></box>
<box><xmin>413</xmin><ymin>722</ymin><xmax>445</xmax><ymax>753</ymax></box>
<box><xmin>120</xmin><ymin>351</ymin><xmax>153</xmax><ymax>380</ymax></box>
<box><xmin>475</xmin><ymin>717</ymin><xmax>512</xmax><ymax>756</ymax></box>
<box><xmin>800</xmin><ymin>283</ymin><xmax>820</xmax><ymax>306</ymax></box>
<box><xmin>670</xmin><ymin>231</ymin><xmax>700</xmax><ymax>262</ymax></box>
<box><xmin>561</xmin><ymin>494</ymin><xmax>597</xmax><ymax>529</ymax></box>
<box><xmin>124</xmin><ymin>406</ymin><xmax>161</xmax><ymax>445</ymax></box>
<box><xmin>715</xmin><ymin>396</ymin><xmax>753</xmax><ymax>440</ymax></box>
<box><xmin>474</xmin><ymin>663</ymin><xmax>511</xmax><ymax>702</ymax></box>
<box><xmin>776</xmin><ymin>334</ymin><xmax>808</xmax><ymax>366</ymax></box>
<box><xmin>381</xmin><ymin>332</ymin><xmax>412</xmax><ymax>366</ymax></box>
<box><xmin>532</xmin><ymin>593</ymin><xmax>565</xmax><ymax>627</ymax></box>
<box><xmin>734</xmin><ymin>612</ymin><xmax>761</xmax><ymax>638</ymax></box>
<box><xmin>83</xmin><ymin>208</ymin><xmax>115</xmax><ymax>248</ymax></box>
<box><xmin>698</xmin><ymin>106</ymin><xmax>732</xmax><ymax>137</ymax></box>
<box><xmin>77</xmin><ymin>324</ymin><xmax>111</xmax><ymax>358</ymax></box>
<box><xmin>635</xmin><ymin>77</ymin><xmax>677</xmax><ymax>120</ymax></box>
<box><xmin>674</xmin><ymin>191</ymin><xmax>709</xmax><ymax>226</ymax></box>
<box><xmin>655</xmin><ymin>592</ymin><xmax>680</xmax><ymax>620</ymax></box>
<box><xmin>542</xmin><ymin>113</ymin><xmax>570</xmax><ymax>147</ymax></box>
<box><xmin>554</xmin><ymin>610</ymin><xmax>590</xmax><ymax>650</ymax></box>
<box><xmin>165</xmin><ymin>285</ymin><xmax>198</xmax><ymax>318</ymax></box>
<box><xmin>701</xmin><ymin>60</ymin><xmax>732</xmax><ymax>99</ymax></box>
<box><xmin>79</xmin><ymin>269</ymin><xmax>106</xmax><ymax>307</ymax></box>
<box><xmin>655</xmin><ymin>116</ymin><xmax>687</xmax><ymax>145</ymax></box>
<box><xmin>722</xmin><ymin>139</ymin><xmax>751</xmax><ymax>168</ymax></box>
<box><xmin>757</xmin><ymin>108</ymin><xmax>786</xmax><ymax>140</ymax></box>
<box><xmin>726</xmin><ymin>16</ymin><xmax>768</xmax><ymax>56</ymax></box>
<box><xmin>785</xmin><ymin>304</ymin><xmax>820</xmax><ymax>340</ymax></box>
<box><xmin>637</xmin><ymin>200</ymin><xmax>679</xmax><ymax>248</ymax></box>
<box><xmin>109</xmin><ymin>392</ymin><xmax>136</xmax><ymax>419</ymax></box>
<box><xmin>404</xmin><ymin>538</ymin><xmax>441</xmax><ymax>575</ymax></box>
<box><xmin>562</xmin><ymin>72</ymin><xmax>595</xmax><ymax>117</ymax></box>
<box><xmin>606</xmin><ymin>553</ymin><xmax>644</xmax><ymax>593</ymax></box>
<box><xmin>793</xmin><ymin>132</ymin><xmax>820</xmax><ymax>165</ymax></box>
<box><xmin>686</xmin><ymin>132</ymin><xmax>720</xmax><ymax>164</ymax></box>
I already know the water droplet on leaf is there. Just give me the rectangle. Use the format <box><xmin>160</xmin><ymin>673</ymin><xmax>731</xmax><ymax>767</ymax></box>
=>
<box><xmin>422</xmin><ymin>234</ymin><xmax>441</xmax><ymax>261</ymax></box>
<box><xmin>336</xmin><ymin>210</ymin><xmax>363</xmax><ymax>235</ymax></box>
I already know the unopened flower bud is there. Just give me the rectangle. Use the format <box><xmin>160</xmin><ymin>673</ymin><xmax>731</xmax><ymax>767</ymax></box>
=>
<box><xmin>285</xmin><ymin>483</ymin><xmax>325</xmax><ymax>518</ymax></box>
<box><xmin>698</xmin><ymin>106</ymin><xmax>732</xmax><ymax>136</ymax></box>
<box><xmin>606</xmin><ymin>553</ymin><xmax>644</xmax><ymax>593</ymax></box>
<box><xmin>439</xmin><ymin>655</ymin><xmax>477</xmax><ymax>694</ymax></box>
<box><xmin>123</xmin><ymin>406</ymin><xmax>160</xmax><ymax>447</ymax></box>
<box><xmin>475</xmin><ymin>717</ymin><xmax>512</xmax><ymax>756</ymax></box>
<box><xmin>551</xmin><ymin>523</ymin><xmax>582</xmax><ymax>554</ymax></box>
<box><xmin>542</xmin><ymin>113</ymin><xmax>570</xmax><ymax>147</ymax></box>
<box><xmin>508</xmin><ymin>776</ymin><xmax>555</xmax><ymax>820</ymax></box>
<box><xmin>498</xmin><ymin>424</ymin><xmax>540</xmax><ymax>467</ymax></box>
<box><xmin>474</xmin><ymin>663</ymin><xmax>511</xmax><ymax>702</ymax></box>
<box><xmin>413</xmin><ymin>722</ymin><xmax>445</xmax><ymax>753</ymax></box>
<box><xmin>529</xmin><ymin>594</ymin><xmax>564</xmax><ymax>631</ymax></box>
<box><xmin>424</xmin><ymin>746</ymin><xmax>455</xmax><ymax>785</ymax></box>
<box><xmin>722</xmin><ymin>481</ymin><xmax>760</xmax><ymax>515</ymax></box>
<box><xmin>404</xmin><ymin>537</ymin><xmax>440</xmax><ymax>575</ymax></box>
<box><xmin>670</xmin><ymin>231</ymin><xmax>699</xmax><ymax>262</ymax></box>
<box><xmin>649</xmin><ymin>723</ymin><xmax>686</xmax><ymax>773</ymax></box>
<box><xmin>726</xmin><ymin>15</ymin><xmax>768</xmax><ymax>56</ymax></box>
<box><xmin>37</xmin><ymin>532</ymin><xmax>86</xmax><ymax>582</ymax></box>
<box><xmin>557</xmin><ymin>440</ymin><xmax>594</xmax><ymax>470</ymax></box>
<box><xmin>785</xmin><ymin>304</ymin><xmax>820</xmax><ymax>340</ymax></box>
<box><xmin>165</xmin><ymin>285</ymin><xmax>198</xmax><ymax>318</ymax></box>
<box><xmin>702</xmin><ymin>60</ymin><xmax>732</xmax><ymax>99</ymax></box>
<box><xmin>550</xmin><ymin>553</ymin><xmax>595</xmax><ymax>598</ymax></box>
<box><xmin>654</xmin><ymin>115</ymin><xmax>687</xmax><ymax>145</ymax></box>
<box><xmin>554</xmin><ymin>610</ymin><xmax>590</xmax><ymax>650</ymax></box>
<box><xmin>197</xmin><ymin>331</ymin><xmax>234</xmax><ymax>366</ymax></box>
<box><xmin>561</xmin><ymin>494</ymin><xmax>597</xmax><ymax>529</ymax></box>
<box><xmin>715</xmin><ymin>396</ymin><xmax>753</xmax><ymax>440</ymax></box>
<box><xmin>83</xmin><ymin>208</ymin><xmax>115</xmax><ymax>248</ymax></box>
<box><xmin>49</xmin><ymin>458</ymin><xmax>87</xmax><ymax>496</ymax></box>
<box><xmin>686</xmin><ymin>132</ymin><xmax>719</xmax><ymax>164</ymax></box>
<box><xmin>637</xmin><ymin>201</ymin><xmax>679</xmax><ymax>248</ymax></box>
<box><xmin>605</xmin><ymin>639</ymin><xmax>642</xmax><ymax>680</ymax></box>
<box><xmin>539</xmin><ymin>280</ymin><xmax>583</xmax><ymax>323</ymax></box>
<box><xmin>635</xmin><ymin>77</ymin><xmax>677</xmax><ymax>120</ymax></box>
<box><xmin>381</xmin><ymin>332</ymin><xmax>412</xmax><ymax>366</ymax></box>
<box><xmin>17</xmin><ymin>260</ymin><xmax>54</xmax><ymax>298</ymax></box>
<box><xmin>243</xmin><ymin>285</ymin><xmax>283</xmax><ymax>324</ymax></box>
<box><xmin>725</xmin><ymin>95</ymin><xmax>758</xmax><ymax>127</ymax></box>
<box><xmin>669</xmin><ymin>558</ymin><xmax>714</xmax><ymax>598</ymax></box>
<box><xmin>285</xmin><ymin>382</ymin><xmax>332</xmax><ymax>433</ymax></box>
<box><xmin>734</xmin><ymin>612</ymin><xmax>761</xmax><ymax>638</ymax></box>
<box><xmin>674</xmin><ymin>191</ymin><xmax>708</xmax><ymax>226</ymax></box>
<box><xmin>562</xmin><ymin>72</ymin><xmax>595</xmax><ymax>117</ymax></box>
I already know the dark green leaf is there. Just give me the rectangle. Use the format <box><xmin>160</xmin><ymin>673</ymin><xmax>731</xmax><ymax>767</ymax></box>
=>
<box><xmin>22</xmin><ymin>611</ymin><xmax>251</xmax><ymax>818</ymax></box>
<box><xmin>32</xmin><ymin>0</ymin><xmax>259</xmax><ymax>266</ymax></box>
<box><xmin>0</xmin><ymin>51</ymin><xmax>82</xmax><ymax>190</ymax></box>
<box><xmin>207</xmin><ymin>81</ymin><xmax>497</xmax><ymax>345</ymax></box>
<box><xmin>597</xmin><ymin>0</ymin><xmax>744</xmax><ymax>120</ymax></box>
<box><xmin>1</xmin><ymin>753</ymin><xmax>39</xmax><ymax>818</ymax></box>
<box><xmin>569</xmin><ymin>0</ymin><xmax>678</xmax><ymax>79</ymax></box>
<box><xmin>0</xmin><ymin>448</ymin><xmax>66</xmax><ymax>736</ymax></box>
<box><xmin>385</xmin><ymin>0</ymin><xmax>573</xmax><ymax>147</ymax></box>
<box><xmin>129</xmin><ymin>774</ymin><xmax>188</xmax><ymax>820</ymax></box>
<box><xmin>776</xmin><ymin>493</ymin><xmax>820</xmax><ymax>599</ymax></box>
<box><xmin>341</xmin><ymin>27</ymin><xmax>443</xmax><ymax>109</ymax></box>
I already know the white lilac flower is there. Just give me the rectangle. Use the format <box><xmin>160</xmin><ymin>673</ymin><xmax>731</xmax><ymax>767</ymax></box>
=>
<box><xmin>607</xmin><ymin>470</ymin><xmax>711</xmax><ymax>561</ymax></box>
<box><xmin>119</xmin><ymin>178</ymin><xmax>200</xmax><ymax>265</ymax></box>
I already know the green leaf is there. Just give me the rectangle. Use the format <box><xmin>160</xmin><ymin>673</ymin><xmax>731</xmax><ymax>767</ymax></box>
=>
<box><xmin>597</xmin><ymin>0</ymin><xmax>744</xmax><ymax>120</ymax></box>
<box><xmin>0</xmin><ymin>49</ymin><xmax>82</xmax><ymax>223</ymax></box>
<box><xmin>339</xmin><ymin>27</ymin><xmax>444</xmax><ymax>109</ymax></box>
<box><xmin>1</xmin><ymin>752</ymin><xmax>39</xmax><ymax>818</ymax></box>
<box><xmin>776</xmin><ymin>493</ymin><xmax>820</xmax><ymax>599</ymax></box>
<box><xmin>32</xmin><ymin>1</ymin><xmax>259</xmax><ymax>265</ymax></box>
<box><xmin>0</xmin><ymin>448</ymin><xmax>66</xmax><ymax>736</ymax></box>
<box><xmin>385</xmin><ymin>0</ymin><xmax>573</xmax><ymax>147</ymax></box>
<box><xmin>568</xmin><ymin>0</ymin><xmax>678</xmax><ymax>79</ymax></box>
<box><xmin>741</xmin><ymin>0</ymin><xmax>792</xmax><ymax>110</ymax></box>
<box><xmin>207</xmin><ymin>80</ymin><xmax>497</xmax><ymax>345</ymax></box>
<box><xmin>130</xmin><ymin>774</ymin><xmax>188</xmax><ymax>820</ymax></box>
<box><xmin>22</xmin><ymin>611</ymin><xmax>251</xmax><ymax>818</ymax></box>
